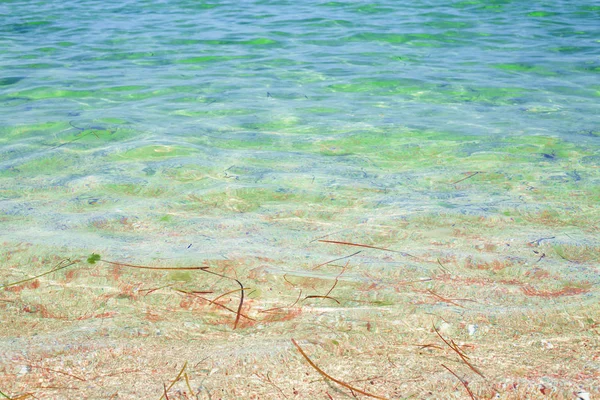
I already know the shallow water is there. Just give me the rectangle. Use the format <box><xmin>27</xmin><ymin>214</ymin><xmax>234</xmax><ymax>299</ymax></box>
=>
<box><xmin>2</xmin><ymin>1</ymin><xmax>599</xmax><ymax>255</ymax></box>
<box><xmin>1</xmin><ymin>2</ymin><xmax>599</xmax><ymax>398</ymax></box>
<box><xmin>0</xmin><ymin>1</ymin><xmax>598</xmax><ymax>273</ymax></box>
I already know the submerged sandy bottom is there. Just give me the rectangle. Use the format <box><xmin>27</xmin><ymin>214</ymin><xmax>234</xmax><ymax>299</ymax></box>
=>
<box><xmin>0</xmin><ymin>137</ymin><xmax>600</xmax><ymax>399</ymax></box>
<box><xmin>1</xmin><ymin>129</ymin><xmax>599</xmax><ymax>399</ymax></box>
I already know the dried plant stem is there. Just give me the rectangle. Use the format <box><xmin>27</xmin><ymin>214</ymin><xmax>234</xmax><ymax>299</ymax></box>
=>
<box><xmin>317</xmin><ymin>240</ymin><xmax>398</xmax><ymax>253</ymax></box>
<box><xmin>451</xmin><ymin>171</ymin><xmax>480</xmax><ymax>185</ymax></box>
<box><xmin>303</xmin><ymin>295</ymin><xmax>340</xmax><ymax>304</ymax></box>
<box><xmin>184</xmin><ymin>373</ymin><xmax>194</xmax><ymax>396</ymax></box>
<box><xmin>211</xmin><ymin>287</ymin><xmax>250</xmax><ymax>305</ymax></box>
<box><xmin>174</xmin><ymin>290</ymin><xmax>255</xmax><ymax>322</ymax></box>
<box><xmin>29</xmin><ymin>364</ymin><xmax>86</xmax><ymax>382</ymax></box>
<box><xmin>102</xmin><ymin>260</ymin><xmax>207</xmax><ymax>271</ymax></box>
<box><xmin>426</xmin><ymin>290</ymin><xmax>465</xmax><ymax>308</ymax></box>
<box><xmin>313</xmin><ymin>251</ymin><xmax>361</xmax><ymax>270</ymax></box>
<box><xmin>441</xmin><ymin>364</ymin><xmax>476</xmax><ymax>400</ymax></box>
<box><xmin>291</xmin><ymin>339</ymin><xmax>389</xmax><ymax>400</ymax></box>
<box><xmin>159</xmin><ymin>361</ymin><xmax>187</xmax><ymax>400</ymax></box>
<box><xmin>433</xmin><ymin>324</ymin><xmax>485</xmax><ymax>378</ymax></box>
<box><xmin>102</xmin><ymin>259</ymin><xmax>248</xmax><ymax>330</ymax></box>
<box><xmin>1</xmin><ymin>259</ymin><xmax>79</xmax><ymax>289</ymax></box>
<box><xmin>199</xmin><ymin>269</ymin><xmax>246</xmax><ymax>330</ymax></box>
<box><xmin>259</xmin><ymin>290</ymin><xmax>302</xmax><ymax>313</ymax></box>
<box><xmin>325</xmin><ymin>260</ymin><xmax>348</xmax><ymax>297</ymax></box>
<box><xmin>0</xmin><ymin>391</ymin><xmax>33</xmax><ymax>400</ymax></box>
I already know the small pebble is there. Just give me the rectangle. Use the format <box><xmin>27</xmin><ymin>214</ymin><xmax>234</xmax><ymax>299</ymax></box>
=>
<box><xmin>576</xmin><ymin>391</ymin><xmax>590</xmax><ymax>400</ymax></box>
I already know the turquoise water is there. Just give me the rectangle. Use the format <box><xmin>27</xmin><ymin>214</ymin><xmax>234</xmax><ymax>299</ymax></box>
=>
<box><xmin>1</xmin><ymin>2</ymin><xmax>600</xmax><ymax>398</ymax></box>
<box><xmin>0</xmin><ymin>0</ymin><xmax>599</xmax><ymax>258</ymax></box>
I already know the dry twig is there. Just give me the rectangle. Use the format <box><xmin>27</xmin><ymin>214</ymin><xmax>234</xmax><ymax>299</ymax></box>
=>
<box><xmin>291</xmin><ymin>339</ymin><xmax>388</xmax><ymax>400</ymax></box>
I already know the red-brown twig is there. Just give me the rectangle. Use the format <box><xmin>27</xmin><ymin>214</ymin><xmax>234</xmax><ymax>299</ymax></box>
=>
<box><xmin>303</xmin><ymin>295</ymin><xmax>340</xmax><ymax>304</ymax></box>
<box><xmin>174</xmin><ymin>290</ymin><xmax>255</xmax><ymax>322</ymax></box>
<box><xmin>441</xmin><ymin>364</ymin><xmax>476</xmax><ymax>400</ymax></box>
<box><xmin>199</xmin><ymin>269</ymin><xmax>246</xmax><ymax>330</ymax></box>
<box><xmin>102</xmin><ymin>260</ymin><xmax>207</xmax><ymax>271</ymax></box>
<box><xmin>159</xmin><ymin>362</ymin><xmax>187</xmax><ymax>400</ymax></box>
<box><xmin>29</xmin><ymin>364</ymin><xmax>86</xmax><ymax>382</ymax></box>
<box><xmin>433</xmin><ymin>324</ymin><xmax>484</xmax><ymax>378</ymax></box>
<box><xmin>313</xmin><ymin>251</ymin><xmax>361</xmax><ymax>270</ymax></box>
<box><xmin>317</xmin><ymin>240</ymin><xmax>399</xmax><ymax>253</ymax></box>
<box><xmin>426</xmin><ymin>290</ymin><xmax>465</xmax><ymax>308</ymax></box>
<box><xmin>291</xmin><ymin>339</ymin><xmax>388</xmax><ymax>400</ymax></box>
<box><xmin>259</xmin><ymin>290</ymin><xmax>302</xmax><ymax>314</ymax></box>
<box><xmin>451</xmin><ymin>171</ymin><xmax>481</xmax><ymax>185</ymax></box>
<box><xmin>1</xmin><ymin>259</ymin><xmax>79</xmax><ymax>289</ymax></box>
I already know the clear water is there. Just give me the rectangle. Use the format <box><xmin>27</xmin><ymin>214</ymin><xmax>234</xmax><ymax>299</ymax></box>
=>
<box><xmin>1</xmin><ymin>0</ymin><xmax>599</xmax><ymax>260</ymax></box>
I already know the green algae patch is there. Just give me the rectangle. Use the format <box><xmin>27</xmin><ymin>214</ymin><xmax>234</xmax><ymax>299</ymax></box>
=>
<box><xmin>7</xmin><ymin>87</ymin><xmax>94</xmax><ymax>100</ymax></box>
<box><xmin>311</xmin><ymin>130</ymin><xmax>466</xmax><ymax>169</ymax></box>
<box><xmin>297</xmin><ymin>107</ymin><xmax>341</xmax><ymax>115</ymax></box>
<box><xmin>168</xmin><ymin>271</ymin><xmax>193</xmax><ymax>282</ymax></box>
<box><xmin>241</xmin><ymin>116</ymin><xmax>303</xmax><ymax>132</ymax></box>
<box><xmin>176</xmin><ymin>55</ymin><xmax>250</xmax><ymax>64</ymax></box>
<box><xmin>0</xmin><ymin>155</ymin><xmax>73</xmax><ymax>177</ymax></box>
<box><xmin>160</xmin><ymin>165</ymin><xmax>216</xmax><ymax>184</ymax></box>
<box><xmin>328</xmin><ymin>78</ymin><xmax>426</xmax><ymax>95</ymax></box>
<box><xmin>51</xmin><ymin>125</ymin><xmax>138</xmax><ymax>148</ymax></box>
<box><xmin>186</xmin><ymin>187</ymin><xmax>326</xmax><ymax>213</ymax></box>
<box><xmin>0</xmin><ymin>121</ymin><xmax>71</xmax><ymax>140</ymax></box>
<box><xmin>526</xmin><ymin>11</ymin><xmax>557</xmax><ymax>17</ymax></box>
<box><xmin>197</xmin><ymin>134</ymin><xmax>280</xmax><ymax>151</ymax></box>
<box><xmin>245</xmin><ymin>38</ymin><xmax>278</xmax><ymax>45</ymax></box>
<box><xmin>173</xmin><ymin>108</ymin><xmax>255</xmax><ymax>117</ymax></box>
<box><xmin>110</xmin><ymin>145</ymin><xmax>198</xmax><ymax>161</ymax></box>
<box><xmin>502</xmin><ymin>135</ymin><xmax>585</xmax><ymax>160</ymax></box>
<box><xmin>492</xmin><ymin>63</ymin><xmax>558</xmax><ymax>76</ymax></box>
<box><xmin>102</xmin><ymin>183</ymin><xmax>169</xmax><ymax>198</ymax></box>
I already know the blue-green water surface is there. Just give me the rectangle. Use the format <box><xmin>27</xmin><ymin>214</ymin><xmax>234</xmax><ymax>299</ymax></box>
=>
<box><xmin>1</xmin><ymin>0</ymin><xmax>599</xmax><ymax>258</ymax></box>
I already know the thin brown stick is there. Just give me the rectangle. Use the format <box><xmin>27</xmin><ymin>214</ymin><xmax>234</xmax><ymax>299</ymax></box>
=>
<box><xmin>303</xmin><ymin>295</ymin><xmax>340</xmax><ymax>304</ymax></box>
<box><xmin>10</xmin><ymin>393</ymin><xmax>34</xmax><ymax>400</ymax></box>
<box><xmin>159</xmin><ymin>362</ymin><xmax>187</xmax><ymax>400</ymax></box>
<box><xmin>317</xmin><ymin>240</ymin><xmax>398</xmax><ymax>253</ymax></box>
<box><xmin>174</xmin><ymin>290</ymin><xmax>256</xmax><ymax>322</ymax></box>
<box><xmin>324</xmin><ymin>280</ymin><xmax>338</xmax><ymax>297</ymax></box>
<box><xmin>313</xmin><ymin>251</ymin><xmax>361</xmax><ymax>270</ymax></box>
<box><xmin>291</xmin><ymin>339</ymin><xmax>389</xmax><ymax>400</ymax></box>
<box><xmin>436</xmin><ymin>258</ymin><xmax>450</xmax><ymax>274</ymax></box>
<box><xmin>426</xmin><ymin>290</ymin><xmax>465</xmax><ymax>308</ymax></box>
<box><xmin>441</xmin><ymin>364</ymin><xmax>476</xmax><ymax>400</ymax></box>
<box><xmin>283</xmin><ymin>274</ymin><xmax>297</xmax><ymax>287</ymax></box>
<box><xmin>139</xmin><ymin>283</ymin><xmax>177</xmax><ymax>295</ymax></box>
<box><xmin>324</xmin><ymin>261</ymin><xmax>348</xmax><ymax>297</ymax></box>
<box><xmin>102</xmin><ymin>260</ymin><xmax>207</xmax><ymax>271</ymax></box>
<box><xmin>413</xmin><ymin>344</ymin><xmax>443</xmax><ymax>350</ymax></box>
<box><xmin>184</xmin><ymin>373</ymin><xmax>194</xmax><ymax>397</ymax></box>
<box><xmin>1</xmin><ymin>259</ymin><xmax>79</xmax><ymax>289</ymax></box>
<box><xmin>211</xmin><ymin>287</ymin><xmax>250</xmax><ymax>305</ymax></box>
<box><xmin>451</xmin><ymin>171</ymin><xmax>481</xmax><ymax>185</ymax></box>
<box><xmin>309</xmin><ymin>230</ymin><xmax>349</xmax><ymax>243</ymax></box>
<box><xmin>163</xmin><ymin>383</ymin><xmax>170</xmax><ymax>400</ymax></box>
<box><xmin>433</xmin><ymin>325</ymin><xmax>484</xmax><ymax>378</ymax></box>
<box><xmin>253</xmin><ymin>373</ymin><xmax>288</xmax><ymax>399</ymax></box>
<box><xmin>199</xmin><ymin>269</ymin><xmax>245</xmax><ymax>330</ymax></box>
<box><xmin>259</xmin><ymin>290</ymin><xmax>302</xmax><ymax>313</ymax></box>
<box><xmin>29</xmin><ymin>364</ymin><xmax>86</xmax><ymax>382</ymax></box>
